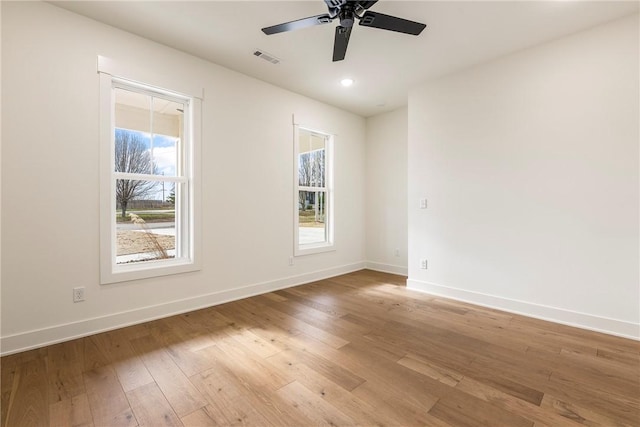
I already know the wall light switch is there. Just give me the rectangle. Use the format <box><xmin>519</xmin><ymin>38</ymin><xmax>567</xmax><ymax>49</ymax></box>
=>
<box><xmin>420</xmin><ymin>198</ymin><xmax>428</xmax><ymax>209</ymax></box>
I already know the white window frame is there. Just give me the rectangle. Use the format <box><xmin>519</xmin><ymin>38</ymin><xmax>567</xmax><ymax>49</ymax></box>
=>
<box><xmin>294</xmin><ymin>124</ymin><xmax>334</xmax><ymax>256</ymax></box>
<box><xmin>98</xmin><ymin>58</ymin><xmax>202</xmax><ymax>284</ymax></box>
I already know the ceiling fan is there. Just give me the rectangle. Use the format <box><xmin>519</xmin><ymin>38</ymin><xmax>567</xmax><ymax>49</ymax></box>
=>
<box><xmin>261</xmin><ymin>0</ymin><xmax>426</xmax><ymax>62</ymax></box>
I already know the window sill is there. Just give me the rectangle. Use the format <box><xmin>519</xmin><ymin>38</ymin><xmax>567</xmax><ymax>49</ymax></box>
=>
<box><xmin>295</xmin><ymin>243</ymin><xmax>335</xmax><ymax>257</ymax></box>
<box><xmin>101</xmin><ymin>258</ymin><xmax>200</xmax><ymax>285</ymax></box>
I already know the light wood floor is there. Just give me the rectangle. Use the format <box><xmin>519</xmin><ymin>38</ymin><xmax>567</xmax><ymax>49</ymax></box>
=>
<box><xmin>2</xmin><ymin>270</ymin><xmax>639</xmax><ymax>426</ymax></box>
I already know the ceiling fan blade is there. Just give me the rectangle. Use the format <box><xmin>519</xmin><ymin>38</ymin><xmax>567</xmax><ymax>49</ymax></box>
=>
<box><xmin>358</xmin><ymin>10</ymin><xmax>426</xmax><ymax>35</ymax></box>
<box><xmin>262</xmin><ymin>14</ymin><xmax>333</xmax><ymax>35</ymax></box>
<box><xmin>357</xmin><ymin>1</ymin><xmax>379</xmax><ymax>10</ymax></box>
<box><xmin>332</xmin><ymin>25</ymin><xmax>352</xmax><ymax>62</ymax></box>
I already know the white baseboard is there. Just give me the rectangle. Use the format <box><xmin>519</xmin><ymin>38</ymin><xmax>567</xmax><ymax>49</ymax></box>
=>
<box><xmin>0</xmin><ymin>262</ymin><xmax>366</xmax><ymax>356</ymax></box>
<box><xmin>365</xmin><ymin>261</ymin><xmax>408</xmax><ymax>276</ymax></box>
<box><xmin>407</xmin><ymin>278</ymin><xmax>640</xmax><ymax>341</ymax></box>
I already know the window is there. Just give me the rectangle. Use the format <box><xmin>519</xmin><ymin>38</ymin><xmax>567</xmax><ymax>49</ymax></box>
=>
<box><xmin>99</xmin><ymin>63</ymin><xmax>201</xmax><ymax>284</ymax></box>
<box><xmin>294</xmin><ymin>126</ymin><xmax>334</xmax><ymax>255</ymax></box>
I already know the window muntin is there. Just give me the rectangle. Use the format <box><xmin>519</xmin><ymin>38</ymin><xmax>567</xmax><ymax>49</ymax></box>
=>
<box><xmin>295</xmin><ymin>127</ymin><xmax>333</xmax><ymax>254</ymax></box>
<box><xmin>101</xmin><ymin>74</ymin><xmax>198</xmax><ymax>284</ymax></box>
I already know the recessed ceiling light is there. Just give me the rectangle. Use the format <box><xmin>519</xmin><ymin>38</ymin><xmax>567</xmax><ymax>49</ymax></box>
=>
<box><xmin>340</xmin><ymin>78</ymin><xmax>354</xmax><ymax>87</ymax></box>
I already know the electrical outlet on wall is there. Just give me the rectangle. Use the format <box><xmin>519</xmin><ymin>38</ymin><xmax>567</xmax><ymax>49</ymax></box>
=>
<box><xmin>73</xmin><ymin>287</ymin><xmax>85</xmax><ymax>302</ymax></box>
<box><xmin>394</xmin><ymin>248</ymin><xmax>400</xmax><ymax>257</ymax></box>
<box><xmin>420</xmin><ymin>259</ymin><xmax>428</xmax><ymax>269</ymax></box>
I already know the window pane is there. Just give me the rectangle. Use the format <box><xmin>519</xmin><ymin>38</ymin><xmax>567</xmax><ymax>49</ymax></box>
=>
<box><xmin>152</xmin><ymin>97</ymin><xmax>184</xmax><ymax>138</ymax></box>
<box><xmin>152</xmin><ymin>135</ymin><xmax>178</xmax><ymax>177</ymax></box>
<box><xmin>115</xmin><ymin>179</ymin><xmax>176</xmax><ymax>264</ymax></box>
<box><xmin>115</xmin><ymin>88</ymin><xmax>151</xmax><ymax>134</ymax></box>
<box><xmin>152</xmin><ymin>98</ymin><xmax>183</xmax><ymax>177</ymax></box>
<box><xmin>298</xmin><ymin>130</ymin><xmax>326</xmax><ymax>187</ymax></box>
<box><xmin>298</xmin><ymin>190</ymin><xmax>327</xmax><ymax>245</ymax></box>
<box><xmin>115</xmin><ymin>128</ymin><xmax>153</xmax><ymax>174</ymax></box>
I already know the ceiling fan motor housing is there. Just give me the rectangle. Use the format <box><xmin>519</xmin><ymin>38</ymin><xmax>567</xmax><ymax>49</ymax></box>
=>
<box><xmin>339</xmin><ymin>9</ymin><xmax>355</xmax><ymax>28</ymax></box>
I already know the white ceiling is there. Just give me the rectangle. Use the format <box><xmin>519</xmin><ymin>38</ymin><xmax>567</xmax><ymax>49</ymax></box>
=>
<box><xmin>51</xmin><ymin>1</ymin><xmax>639</xmax><ymax>117</ymax></box>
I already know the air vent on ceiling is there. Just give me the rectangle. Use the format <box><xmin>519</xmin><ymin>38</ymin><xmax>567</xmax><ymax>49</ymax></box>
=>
<box><xmin>253</xmin><ymin>49</ymin><xmax>280</xmax><ymax>64</ymax></box>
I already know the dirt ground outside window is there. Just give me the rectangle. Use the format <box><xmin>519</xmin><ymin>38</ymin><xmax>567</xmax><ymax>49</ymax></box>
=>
<box><xmin>116</xmin><ymin>230</ymin><xmax>175</xmax><ymax>256</ymax></box>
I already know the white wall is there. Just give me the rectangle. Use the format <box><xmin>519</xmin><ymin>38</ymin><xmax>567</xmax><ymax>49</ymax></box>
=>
<box><xmin>365</xmin><ymin>108</ymin><xmax>408</xmax><ymax>275</ymax></box>
<box><xmin>408</xmin><ymin>14</ymin><xmax>639</xmax><ymax>339</ymax></box>
<box><xmin>0</xmin><ymin>0</ymin><xmax>3</xmax><ymax>346</ymax></box>
<box><xmin>0</xmin><ymin>1</ymin><xmax>366</xmax><ymax>354</ymax></box>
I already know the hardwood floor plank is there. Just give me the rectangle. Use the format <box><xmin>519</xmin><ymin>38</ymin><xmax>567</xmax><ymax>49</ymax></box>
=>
<box><xmin>47</xmin><ymin>340</ymin><xmax>85</xmax><ymax>403</ymax></box>
<box><xmin>387</xmin><ymin>296</ymin><xmax>538</xmax><ymax>354</ymax></box>
<box><xmin>550</xmin><ymin>348</ymin><xmax>639</xmax><ymax>397</ymax></box>
<box><xmin>540</xmin><ymin>394</ymin><xmax>635</xmax><ymax>427</ymax></box>
<box><xmin>254</xmin><ymin>293</ymin><xmax>371</xmax><ymax>341</ymax></box>
<box><xmin>189</xmin><ymin>365</ymin><xmax>274</xmax><ymax>426</ymax></box>
<box><xmin>397</xmin><ymin>354</ymin><xmax>464</xmax><ymax>387</ymax></box>
<box><xmin>193</xmin><ymin>354</ymin><xmax>313</xmax><ymax>427</ymax></box>
<box><xmin>596</xmin><ymin>346</ymin><xmax>640</xmax><ymax>366</ymax></box>
<box><xmin>90</xmin><ymin>330</ymin><xmax>154</xmax><ymax>393</ymax></box>
<box><xmin>83</xmin><ymin>366</ymin><xmax>136</xmax><ymax>427</ymax></box>
<box><xmin>277</xmin><ymin>287</ymin><xmax>349</xmax><ymax>316</ymax></box>
<box><xmin>83</xmin><ymin>336</ymin><xmax>111</xmax><ymax>372</ymax></box>
<box><xmin>267</xmin><ymin>354</ymin><xmax>397</xmax><ymax>427</ymax></box>
<box><xmin>239</xmin><ymin>297</ymin><xmax>350</xmax><ymax>349</ymax></box>
<box><xmin>359</xmin><ymin>327</ymin><xmax>475</xmax><ymax>377</ymax></box>
<box><xmin>214</xmin><ymin>300</ymin><xmax>302</xmax><ymax>338</ymax></box>
<box><xmin>455</xmin><ymin>376</ymin><xmax>584</xmax><ymax>427</ymax></box>
<box><xmin>225</xmin><ymin>328</ymin><xmax>283</xmax><ymax>359</ymax></box>
<box><xmin>261</xmin><ymin>292</ymin><xmax>289</xmax><ymax>303</ymax></box>
<box><xmin>117</xmin><ymin>323</ymin><xmax>151</xmax><ymax>341</ymax></box>
<box><xmin>265</xmin><ymin>346</ymin><xmax>366</xmax><ymax>392</ymax></box>
<box><xmin>180</xmin><ymin>309</ymin><xmax>232</xmax><ymax>337</ymax></box>
<box><xmin>546</xmin><ymin>370</ymin><xmax>640</xmax><ymax>425</ymax></box>
<box><xmin>350</xmin><ymin>380</ymin><xmax>447</xmax><ymax>426</ymax></box>
<box><xmin>159</xmin><ymin>315</ymin><xmax>218</xmax><ymax>352</ymax></box>
<box><xmin>464</xmin><ymin>358</ymin><xmax>546</xmax><ymax>406</ymax></box>
<box><xmin>147</xmin><ymin>317</ymin><xmax>218</xmax><ymax>377</ymax></box>
<box><xmin>49</xmin><ymin>393</ymin><xmax>93</xmax><ymax>427</ymax></box>
<box><xmin>428</xmin><ymin>388</ymin><xmax>535</xmax><ymax>427</ymax></box>
<box><xmin>126</xmin><ymin>382</ymin><xmax>183</xmax><ymax>427</ymax></box>
<box><xmin>354</xmin><ymin>333</ymin><xmax>408</xmax><ymax>361</ymax></box>
<box><xmin>180</xmin><ymin>407</ymin><xmax>223</xmax><ymax>427</ymax></box>
<box><xmin>202</xmin><ymin>335</ymin><xmax>294</xmax><ymax>390</ymax></box>
<box><xmin>337</xmin><ymin>343</ymin><xmax>447</xmax><ymax>408</ymax></box>
<box><xmin>4</xmin><ymin>357</ymin><xmax>49</xmax><ymax>427</ymax></box>
<box><xmin>130</xmin><ymin>335</ymin><xmax>206</xmax><ymax>417</ymax></box>
<box><xmin>1</xmin><ymin>355</ymin><xmax>17</xmax><ymax>427</ymax></box>
<box><xmin>275</xmin><ymin>381</ymin><xmax>356</xmax><ymax>427</ymax></box>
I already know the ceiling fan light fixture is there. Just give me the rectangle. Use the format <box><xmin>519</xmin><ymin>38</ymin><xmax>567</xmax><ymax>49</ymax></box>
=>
<box><xmin>340</xmin><ymin>78</ymin><xmax>354</xmax><ymax>87</ymax></box>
